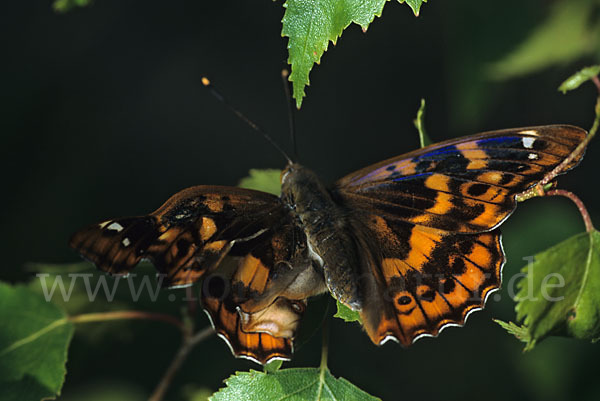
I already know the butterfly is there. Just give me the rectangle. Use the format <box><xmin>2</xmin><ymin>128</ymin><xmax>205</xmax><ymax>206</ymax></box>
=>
<box><xmin>70</xmin><ymin>124</ymin><xmax>586</xmax><ymax>364</ymax></box>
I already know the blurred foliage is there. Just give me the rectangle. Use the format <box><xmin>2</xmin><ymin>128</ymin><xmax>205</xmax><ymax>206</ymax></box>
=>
<box><xmin>57</xmin><ymin>381</ymin><xmax>147</xmax><ymax>401</ymax></box>
<box><xmin>211</xmin><ymin>368</ymin><xmax>379</xmax><ymax>401</ymax></box>
<box><xmin>238</xmin><ymin>169</ymin><xmax>282</xmax><ymax>196</ymax></box>
<box><xmin>0</xmin><ymin>283</ymin><xmax>74</xmax><ymax>401</ymax></box>
<box><xmin>487</xmin><ymin>0</ymin><xmax>600</xmax><ymax>81</ymax></box>
<box><xmin>53</xmin><ymin>0</ymin><xmax>93</xmax><ymax>13</ymax></box>
<box><xmin>26</xmin><ymin>261</ymin><xmax>189</xmax><ymax>343</ymax></box>
<box><xmin>180</xmin><ymin>384</ymin><xmax>212</xmax><ymax>401</ymax></box>
<box><xmin>445</xmin><ymin>0</ymin><xmax>600</xmax><ymax>132</ymax></box>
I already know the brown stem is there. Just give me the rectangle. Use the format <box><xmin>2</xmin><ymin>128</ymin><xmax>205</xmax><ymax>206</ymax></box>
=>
<box><xmin>185</xmin><ymin>287</ymin><xmax>197</xmax><ymax>318</ymax></box>
<box><xmin>537</xmin><ymin>131</ymin><xmax>595</xmax><ymax>189</ymax></box>
<box><xmin>148</xmin><ymin>327</ymin><xmax>214</xmax><ymax>401</ymax></box>
<box><xmin>545</xmin><ymin>189</ymin><xmax>595</xmax><ymax>232</ymax></box>
<box><xmin>69</xmin><ymin>310</ymin><xmax>184</xmax><ymax>331</ymax></box>
<box><xmin>539</xmin><ymin>75</ymin><xmax>600</xmax><ymax>189</ymax></box>
<box><xmin>592</xmin><ymin>76</ymin><xmax>600</xmax><ymax>93</ymax></box>
<box><xmin>526</xmin><ymin>84</ymin><xmax>600</xmax><ymax>202</ymax></box>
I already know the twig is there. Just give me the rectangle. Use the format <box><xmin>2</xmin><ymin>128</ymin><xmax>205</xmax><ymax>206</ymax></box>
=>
<box><xmin>69</xmin><ymin>310</ymin><xmax>184</xmax><ymax>331</ymax></box>
<box><xmin>148</xmin><ymin>327</ymin><xmax>214</xmax><ymax>401</ymax></box>
<box><xmin>320</xmin><ymin>315</ymin><xmax>329</xmax><ymax>370</ymax></box>
<box><xmin>185</xmin><ymin>287</ymin><xmax>198</xmax><ymax>318</ymax></box>
<box><xmin>592</xmin><ymin>76</ymin><xmax>600</xmax><ymax>93</ymax></box>
<box><xmin>518</xmin><ymin>77</ymin><xmax>600</xmax><ymax>208</ymax></box>
<box><xmin>537</xmin><ymin>81</ymin><xmax>600</xmax><ymax>191</ymax></box>
<box><xmin>69</xmin><ymin>309</ymin><xmax>214</xmax><ymax>401</ymax></box>
<box><xmin>315</xmin><ymin>312</ymin><xmax>330</xmax><ymax>401</ymax></box>
<box><xmin>545</xmin><ymin>189</ymin><xmax>595</xmax><ymax>232</ymax></box>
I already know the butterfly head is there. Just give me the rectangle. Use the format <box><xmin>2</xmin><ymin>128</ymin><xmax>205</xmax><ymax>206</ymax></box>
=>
<box><xmin>280</xmin><ymin>162</ymin><xmax>301</xmax><ymax>186</ymax></box>
<box><xmin>280</xmin><ymin>163</ymin><xmax>328</xmax><ymax>206</ymax></box>
<box><xmin>280</xmin><ymin>162</ymin><xmax>339</xmax><ymax>242</ymax></box>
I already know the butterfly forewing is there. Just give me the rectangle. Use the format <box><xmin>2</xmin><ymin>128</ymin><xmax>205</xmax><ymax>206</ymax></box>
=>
<box><xmin>334</xmin><ymin>125</ymin><xmax>586</xmax><ymax>345</ymax></box>
<box><xmin>336</xmin><ymin>125</ymin><xmax>586</xmax><ymax>233</ymax></box>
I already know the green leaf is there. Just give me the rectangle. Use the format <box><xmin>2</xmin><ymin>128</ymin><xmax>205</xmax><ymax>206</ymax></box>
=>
<box><xmin>238</xmin><ymin>169</ymin><xmax>281</xmax><ymax>196</ymax></box>
<box><xmin>0</xmin><ymin>282</ymin><xmax>74</xmax><ymax>401</ymax></box>
<box><xmin>210</xmin><ymin>368</ymin><xmax>380</xmax><ymax>401</ymax></box>
<box><xmin>486</xmin><ymin>0</ymin><xmax>600</xmax><ymax>80</ymax></box>
<box><xmin>493</xmin><ymin>319</ymin><xmax>532</xmax><ymax>346</ymax></box>
<box><xmin>413</xmin><ymin>98</ymin><xmax>431</xmax><ymax>148</ymax></box>
<box><xmin>558</xmin><ymin>65</ymin><xmax>600</xmax><ymax>94</ymax></box>
<box><xmin>263</xmin><ymin>359</ymin><xmax>284</xmax><ymax>373</ymax></box>
<box><xmin>333</xmin><ymin>300</ymin><xmax>362</xmax><ymax>324</ymax></box>
<box><xmin>52</xmin><ymin>0</ymin><xmax>93</xmax><ymax>13</ymax></box>
<box><xmin>181</xmin><ymin>385</ymin><xmax>213</xmax><ymax>401</ymax></box>
<box><xmin>282</xmin><ymin>0</ymin><xmax>426</xmax><ymax>108</ymax></box>
<box><xmin>401</xmin><ymin>0</ymin><xmax>427</xmax><ymax>16</ymax></box>
<box><xmin>512</xmin><ymin>230</ymin><xmax>600</xmax><ymax>350</ymax></box>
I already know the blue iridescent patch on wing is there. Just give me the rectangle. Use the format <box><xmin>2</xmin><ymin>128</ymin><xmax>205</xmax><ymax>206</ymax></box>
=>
<box><xmin>413</xmin><ymin>145</ymin><xmax>461</xmax><ymax>160</ymax></box>
<box><xmin>350</xmin><ymin>135</ymin><xmax>546</xmax><ymax>186</ymax></box>
<box><xmin>392</xmin><ymin>172</ymin><xmax>432</xmax><ymax>182</ymax></box>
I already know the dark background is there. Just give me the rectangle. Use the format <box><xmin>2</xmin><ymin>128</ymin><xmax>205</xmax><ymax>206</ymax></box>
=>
<box><xmin>2</xmin><ymin>1</ymin><xmax>600</xmax><ymax>400</ymax></box>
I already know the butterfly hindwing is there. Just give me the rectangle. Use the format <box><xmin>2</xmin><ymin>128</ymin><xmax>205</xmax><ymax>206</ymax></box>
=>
<box><xmin>200</xmin><ymin>223</ymin><xmax>326</xmax><ymax>363</ymax></box>
<box><xmin>357</xmin><ymin>219</ymin><xmax>503</xmax><ymax>345</ymax></box>
<box><xmin>202</xmin><ymin>293</ymin><xmax>298</xmax><ymax>364</ymax></box>
<box><xmin>335</xmin><ymin>125</ymin><xmax>586</xmax><ymax>345</ymax></box>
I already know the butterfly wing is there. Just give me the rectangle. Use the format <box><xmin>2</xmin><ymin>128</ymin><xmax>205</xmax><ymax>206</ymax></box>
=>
<box><xmin>70</xmin><ymin>185</ymin><xmax>322</xmax><ymax>363</ymax></box>
<box><xmin>333</xmin><ymin>125</ymin><xmax>587</xmax><ymax>345</ymax></box>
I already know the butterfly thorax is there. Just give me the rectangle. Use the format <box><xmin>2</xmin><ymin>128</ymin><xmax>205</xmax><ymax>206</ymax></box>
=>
<box><xmin>281</xmin><ymin>163</ymin><xmax>362</xmax><ymax>310</ymax></box>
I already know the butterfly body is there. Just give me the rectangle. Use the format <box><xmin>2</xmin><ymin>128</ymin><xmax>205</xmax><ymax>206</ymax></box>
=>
<box><xmin>70</xmin><ymin>124</ymin><xmax>587</xmax><ymax>364</ymax></box>
<box><xmin>281</xmin><ymin>164</ymin><xmax>363</xmax><ymax>310</ymax></box>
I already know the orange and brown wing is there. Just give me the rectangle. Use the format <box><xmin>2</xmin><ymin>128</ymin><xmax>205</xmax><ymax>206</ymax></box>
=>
<box><xmin>70</xmin><ymin>185</ymin><xmax>319</xmax><ymax>363</ymax></box>
<box><xmin>70</xmin><ymin>185</ymin><xmax>288</xmax><ymax>286</ymax></box>
<box><xmin>356</xmin><ymin>222</ymin><xmax>503</xmax><ymax>345</ymax></box>
<box><xmin>334</xmin><ymin>125</ymin><xmax>587</xmax><ymax>345</ymax></box>
<box><xmin>200</xmin><ymin>225</ymin><xmax>325</xmax><ymax>364</ymax></box>
<box><xmin>336</xmin><ymin>125</ymin><xmax>586</xmax><ymax>233</ymax></box>
<box><xmin>202</xmin><ymin>295</ymin><xmax>299</xmax><ymax>364</ymax></box>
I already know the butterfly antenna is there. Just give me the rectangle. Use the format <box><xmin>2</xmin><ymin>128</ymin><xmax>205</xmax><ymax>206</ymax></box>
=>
<box><xmin>201</xmin><ymin>77</ymin><xmax>293</xmax><ymax>164</ymax></box>
<box><xmin>281</xmin><ymin>69</ymin><xmax>298</xmax><ymax>161</ymax></box>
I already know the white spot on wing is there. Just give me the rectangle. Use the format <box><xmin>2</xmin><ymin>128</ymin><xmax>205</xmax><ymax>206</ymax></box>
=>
<box><xmin>122</xmin><ymin>238</ymin><xmax>131</xmax><ymax>247</ymax></box>
<box><xmin>522</xmin><ymin>137</ymin><xmax>536</xmax><ymax>149</ymax></box>
<box><xmin>528</xmin><ymin>153</ymin><xmax>539</xmax><ymax>160</ymax></box>
<box><xmin>99</xmin><ymin>221</ymin><xmax>110</xmax><ymax>228</ymax></box>
<box><xmin>107</xmin><ymin>222</ymin><xmax>124</xmax><ymax>232</ymax></box>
